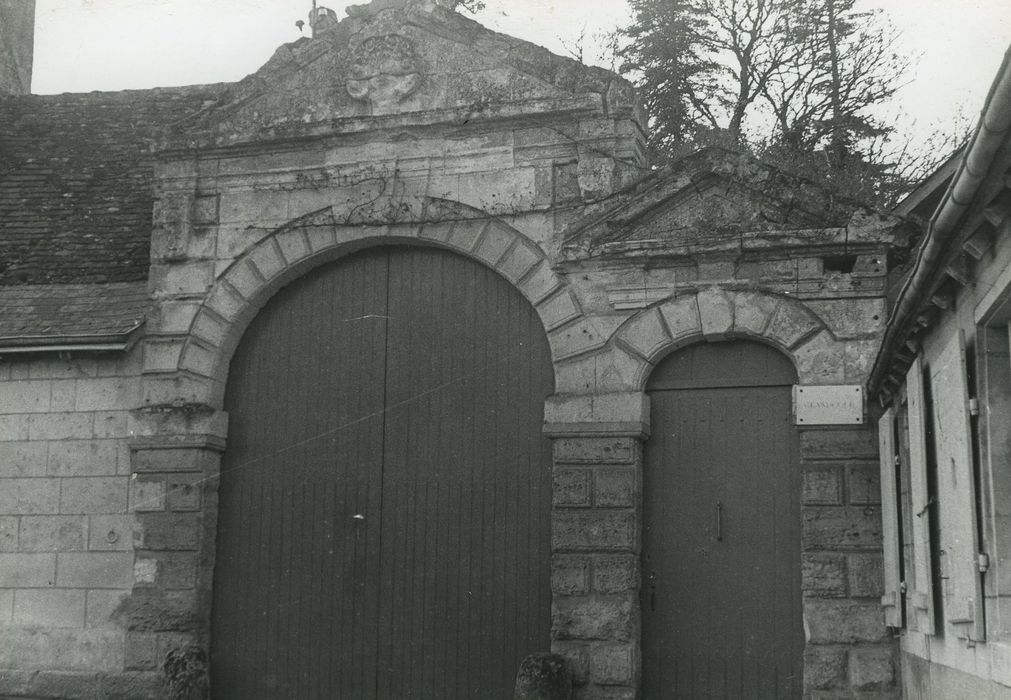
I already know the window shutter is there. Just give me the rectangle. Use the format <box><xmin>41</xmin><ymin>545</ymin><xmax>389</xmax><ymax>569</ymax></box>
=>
<box><xmin>929</xmin><ymin>329</ymin><xmax>985</xmax><ymax>641</ymax></box>
<box><xmin>878</xmin><ymin>407</ymin><xmax>903</xmax><ymax>628</ymax></box>
<box><xmin>906</xmin><ymin>355</ymin><xmax>936</xmax><ymax>635</ymax></box>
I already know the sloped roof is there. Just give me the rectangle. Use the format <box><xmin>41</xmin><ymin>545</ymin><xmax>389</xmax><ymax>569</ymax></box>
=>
<box><xmin>0</xmin><ymin>282</ymin><xmax>148</xmax><ymax>349</ymax></box>
<box><xmin>0</xmin><ymin>85</ymin><xmax>225</xmax><ymax>287</ymax></box>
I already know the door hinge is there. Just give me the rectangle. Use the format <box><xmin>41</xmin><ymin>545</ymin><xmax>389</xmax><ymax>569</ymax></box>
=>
<box><xmin>899</xmin><ymin>580</ymin><xmax>907</xmax><ymax>594</ymax></box>
<box><xmin>978</xmin><ymin>552</ymin><xmax>990</xmax><ymax>573</ymax></box>
<box><xmin>969</xmin><ymin>397</ymin><xmax>980</xmax><ymax>416</ymax></box>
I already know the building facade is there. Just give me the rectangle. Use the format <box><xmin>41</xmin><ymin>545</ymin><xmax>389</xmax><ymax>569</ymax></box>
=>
<box><xmin>1</xmin><ymin>1</ymin><xmax>906</xmax><ymax>697</ymax></box>
<box><xmin>870</xmin><ymin>48</ymin><xmax>1011</xmax><ymax>699</ymax></box>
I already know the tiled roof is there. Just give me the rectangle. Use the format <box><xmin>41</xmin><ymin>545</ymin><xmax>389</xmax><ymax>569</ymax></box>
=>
<box><xmin>0</xmin><ymin>85</ymin><xmax>226</xmax><ymax>286</ymax></box>
<box><xmin>0</xmin><ymin>282</ymin><xmax>149</xmax><ymax>346</ymax></box>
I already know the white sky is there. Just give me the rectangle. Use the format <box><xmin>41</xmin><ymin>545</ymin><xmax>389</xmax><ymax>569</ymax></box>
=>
<box><xmin>29</xmin><ymin>0</ymin><xmax>1011</xmax><ymax>148</ymax></box>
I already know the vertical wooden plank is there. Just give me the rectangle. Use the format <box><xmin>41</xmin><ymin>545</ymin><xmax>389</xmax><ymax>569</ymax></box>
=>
<box><xmin>878</xmin><ymin>408</ymin><xmax>904</xmax><ymax>627</ymax></box>
<box><xmin>905</xmin><ymin>355</ymin><xmax>937</xmax><ymax>635</ymax></box>
<box><xmin>929</xmin><ymin>329</ymin><xmax>985</xmax><ymax>640</ymax></box>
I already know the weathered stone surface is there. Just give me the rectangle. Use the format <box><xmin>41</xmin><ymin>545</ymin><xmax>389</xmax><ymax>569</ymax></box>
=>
<box><xmin>848</xmin><ymin>554</ymin><xmax>885</xmax><ymax>598</ymax></box>
<box><xmin>554</xmin><ymin>469</ymin><xmax>592</xmax><ymax>507</ymax></box>
<box><xmin>804</xmin><ymin>599</ymin><xmax>889</xmax><ymax>643</ymax></box>
<box><xmin>803</xmin><ymin>554</ymin><xmax>848</xmax><ymax>597</ymax></box>
<box><xmin>658</xmin><ymin>295</ymin><xmax>702</xmax><ymax>342</ymax></box>
<box><xmin>846</xmin><ymin>463</ymin><xmax>881</xmax><ymax>505</ymax></box>
<box><xmin>732</xmin><ymin>291</ymin><xmax>780</xmax><ymax>337</ymax></box>
<box><xmin>765</xmin><ymin>300</ymin><xmax>823</xmax><ymax>349</ymax></box>
<box><xmin>594</xmin><ymin>468</ymin><xmax>635</xmax><ymax>508</ymax></box>
<box><xmin>804</xmin><ymin>646</ymin><xmax>848</xmax><ymax>690</ymax></box>
<box><xmin>553</xmin><ymin>438</ymin><xmax>637</xmax><ymax>465</ymax></box>
<box><xmin>592</xmin><ymin>554</ymin><xmax>638</xmax><ymax>594</ymax></box>
<box><xmin>56</xmin><ymin>552</ymin><xmax>133</xmax><ymax>588</ymax></box>
<box><xmin>617</xmin><ymin>308</ymin><xmax>671</xmax><ymax>361</ymax></box>
<box><xmin>803</xmin><ymin>466</ymin><xmax>844</xmax><ymax>505</ymax></box>
<box><xmin>136</xmin><ymin>513</ymin><xmax>200</xmax><ymax>550</ymax></box>
<box><xmin>552</xmin><ymin>511</ymin><xmax>636</xmax><ymax>552</ymax></box>
<box><xmin>801</xmin><ymin>429</ymin><xmax>878</xmax><ymax>460</ymax></box>
<box><xmin>19</xmin><ymin>515</ymin><xmax>86</xmax><ymax>551</ymax></box>
<box><xmin>13</xmin><ymin>589</ymin><xmax>87</xmax><ymax>628</ymax></box>
<box><xmin>848</xmin><ymin>647</ymin><xmax>895</xmax><ymax>690</ymax></box>
<box><xmin>793</xmin><ymin>330</ymin><xmax>846</xmax><ymax>384</ymax></box>
<box><xmin>696</xmin><ymin>287</ymin><xmax>733</xmax><ymax>338</ymax></box>
<box><xmin>803</xmin><ymin>507</ymin><xmax>882</xmax><ymax>550</ymax></box>
<box><xmin>112</xmin><ymin>589</ymin><xmax>202</xmax><ymax>633</ymax></box>
<box><xmin>807</xmin><ymin>299</ymin><xmax>886</xmax><ymax>339</ymax></box>
<box><xmin>552</xmin><ymin>596</ymin><xmax>635</xmax><ymax>641</ymax></box>
<box><xmin>552</xmin><ymin>555</ymin><xmax>591</xmax><ymax>595</ymax></box>
<box><xmin>589</xmin><ymin>644</ymin><xmax>634</xmax><ymax>685</ymax></box>
<box><xmin>554</xmin><ymin>347</ymin><xmax>648</xmax><ymax>394</ymax></box>
<box><xmin>514</xmin><ymin>652</ymin><xmax>573</xmax><ymax>700</ymax></box>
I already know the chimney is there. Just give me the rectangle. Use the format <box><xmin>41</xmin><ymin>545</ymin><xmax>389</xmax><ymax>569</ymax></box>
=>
<box><xmin>0</xmin><ymin>0</ymin><xmax>36</xmax><ymax>95</ymax></box>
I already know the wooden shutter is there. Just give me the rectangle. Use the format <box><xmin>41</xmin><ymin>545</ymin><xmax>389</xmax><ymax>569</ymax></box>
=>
<box><xmin>929</xmin><ymin>329</ymin><xmax>985</xmax><ymax>641</ymax></box>
<box><xmin>906</xmin><ymin>356</ymin><xmax>936</xmax><ymax>635</ymax></box>
<box><xmin>878</xmin><ymin>408</ymin><xmax>903</xmax><ymax>628</ymax></box>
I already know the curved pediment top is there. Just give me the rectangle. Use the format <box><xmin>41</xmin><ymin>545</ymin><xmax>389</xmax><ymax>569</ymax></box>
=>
<box><xmin>161</xmin><ymin>0</ymin><xmax>637</xmax><ymax>150</ymax></box>
<box><xmin>560</xmin><ymin>147</ymin><xmax>905</xmax><ymax>260</ymax></box>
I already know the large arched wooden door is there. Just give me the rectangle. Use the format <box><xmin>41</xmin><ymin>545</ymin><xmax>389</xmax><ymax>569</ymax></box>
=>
<box><xmin>641</xmin><ymin>340</ymin><xmax>802</xmax><ymax>699</ymax></box>
<box><xmin>210</xmin><ymin>245</ymin><xmax>554</xmax><ymax>699</ymax></box>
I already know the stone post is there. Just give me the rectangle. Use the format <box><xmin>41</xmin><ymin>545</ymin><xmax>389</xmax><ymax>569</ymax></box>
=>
<box><xmin>543</xmin><ymin>392</ymin><xmax>648</xmax><ymax>700</ymax></box>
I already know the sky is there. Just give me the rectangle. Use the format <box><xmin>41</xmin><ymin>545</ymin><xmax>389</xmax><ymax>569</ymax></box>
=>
<box><xmin>29</xmin><ymin>0</ymin><xmax>1011</xmax><ymax>149</ymax></box>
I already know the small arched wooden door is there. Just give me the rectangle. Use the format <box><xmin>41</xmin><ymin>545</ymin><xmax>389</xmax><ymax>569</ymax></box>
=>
<box><xmin>210</xmin><ymin>245</ymin><xmax>554</xmax><ymax>699</ymax></box>
<box><xmin>641</xmin><ymin>340</ymin><xmax>803</xmax><ymax>699</ymax></box>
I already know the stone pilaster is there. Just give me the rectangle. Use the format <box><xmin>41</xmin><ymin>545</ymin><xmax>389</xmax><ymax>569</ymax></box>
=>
<box><xmin>544</xmin><ymin>393</ymin><xmax>648</xmax><ymax>700</ymax></box>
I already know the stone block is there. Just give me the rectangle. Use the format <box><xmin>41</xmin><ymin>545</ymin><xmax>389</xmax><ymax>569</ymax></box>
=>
<box><xmin>0</xmin><ymin>478</ymin><xmax>59</xmax><ymax>514</ymax></box>
<box><xmin>520</xmin><ymin>261</ymin><xmax>564</xmax><ymax>304</ymax></box>
<box><xmin>152</xmin><ymin>552</ymin><xmax>198</xmax><ymax>589</ymax></box>
<box><xmin>793</xmin><ymin>331</ymin><xmax>846</xmax><ymax>384</ymax></box>
<box><xmin>134</xmin><ymin>558</ymin><xmax>158</xmax><ymax>585</ymax></box>
<box><xmin>801</xmin><ymin>429</ymin><xmax>878</xmax><ymax>460</ymax></box>
<box><xmin>0</xmin><ymin>553</ymin><xmax>56</xmax><ymax>587</ymax></box>
<box><xmin>100</xmin><ymin>670</ymin><xmax>165</xmax><ymax>698</ymax></box>
<box><xmin>137</xmin><ymin>513</ymin><xmax>200</xmax><ymax>550</ymax></box>
<box><xmin>552</xmin><ymin>511</ymin><xmax>636</xmax><ymax>552</ymax></box>
<box><xmin>0</xmin><ymin>628</ymin><xmax>125</xmax><ymax>672</ymax></box>
<box><xmin>497</xmin><ymin>241</ymin><xmax>541</xmax><ymax>283</ymax></box>
<box><xmin>554</xmin><ymin>438</ymin><xmax>637</xmax><ymax>465</ymax></box>
<box><xmin>0</xmin><ymin>515</ymin><xmax>17</xmax><ymax>550</ymax></box>
<box><xmin>548</xmin><ymin>318</ymin><xmax>610</xmax><ymax>361</ymax></box>
<box><xmin>124</xmin><ymin>632</ymin><xmax>160</xmax><ymax>671</ymax></box>
<box><xmin>27</xmin><ymin>358</ymin><xmax>98</xmax><ymax>380</ymax></box>
<box><xmin>276</xmin><ymin>228</ymin><xmax>310</xmax><ymax>264</ymax></box>
<box><xmin>765</xmin><ymin>300</ymin><xmax>822</xmax><ymax>349</ymax></box>
<box><xmin>132</xmin><ymin>447</ymin><xmax>216</xmax><ymax>473</ymax></box>
<box><xmin>807</xmin><ymin>299</ymin><xmax>886</xmax><ymax>340</ymax></box>
<box><xmin>848</xmin><ymin>554</ymin><xmax>885</xmax><ymax>598</ymax></box>
<box><xmin>56</xmin><ymin>552</ymin><xmax>133</xmax><ymax>588</ymax></box>
<box><xmin>552</xmin><ymin>595</ymin><xmax>635</xmax><ymax>641</ymax></box>
<box><xmin>732</xmin><ymin>291</ymin><xmax>781</xmax><ymax>337</ymax></box>
<box><xmin>19</xmin><ymin>515</ymin><xmax>86</xmax><ymax>551</ymax></box>
<box><xmin>696</xmin><ymin>288</ymin><xmax>733</xmax><ymax>339</ymax></box>
<box><xmin>804</xmin><ymin>645</ymin><xmax>847</xmax><ymax>690</ymax></box>
<box><xmin>130</xmin><ymin>478</ymin><xmax>166</xmax><ymax>513</ymax></box>
<box><xmin>617</xmin><ymin>308</ymin><xmax>671</xmax><ymax>361</ymax></box>
<box><xmin>166</xmin><ymin>475</ymin><xmax>202</xmax><ymax>511</ymax></box>
<box><xmin>0</xmin><ymin>588</ymin><xmax>11</xmax><ymax>623</ymax></box>
<box><xmin>50</xmin><ymin>379</ymin><xmax>77</xmax><ymax>412</ymax></box>
<box><xmin>802</xmin><ymin>554</ymin><xmax>847</xmax><ymax>597</ymax></box>
<box><xmin>554</xmin><ymin>347</ymin><xmax>647</xmax><ymax>394</ymax></box>
<box><xmin>551</xmin><ymin>641</ymin><xmax>589</xmax><ymax>684</ymax></box>
<box><xmin>25</xmin><ymin>413</ymin><xmax>93</xmax><ymax>441</ymax></box>
<box><xmin>75</xmin><ymin>377</ymin><xmax>139</xmax><ymax>412</ymax></box>
<box><xmin>544</xmin><ymin>394</ymin><xmax>648</xmax><ymax>437</ymax></box>
<box><xmin>0</xmin><ymin>414</ymin><xmax>30</xmax><ymax>441</ymax></box>
<box><xmin>552</xmin><ymin>555</ymin><xmax>591</xmax><ymax>595</ymax></box>
<box><xmin>594</xmin><ymin>468</ymin><xmax>635</xmax><ymax>508</ymax></box>
<box><xmin>804</xmin><ymin>599</ymin><xmax>888</xmax><ymax>643</ymax></box>
<box><xmin>0</xmin><ymin>440</ymin><xmax>49</xmax><ymax>476</ymax></box>
<box><xmin>204</xmin><ymin>283</ymin><xmax>245</xmax><ymax>322</ymax></box>
<box><xmin>803</xmin><ymin>466</ymin><xmax>844</xmax><ymax>505</ymax></box>
<box><xmin>155</xmin><ymin>301</ymin><xmax>202</xmax><ymax>335</ymax></box>
<box><xmin>85</xmin><ymin>589</ymin><xmax>130</xmax><ymax>628</ymax></box>
<box><xmin>592</xmin><ymin>554</ymin><xmax>638</xmax><ymax>593</ymax></box>
<box><xmin>846</xmin><ymin>463</ymin><xmax>881</xmax><ymax>505</ymax></box>
<box><xmin>538</xmin><ymin>291</ymin><xmax>582</xmax><ymax>331</ymax></box>
<box><xmin>88</xmin><ymin>515</ymin><xmax>142</xmax><ymax>552</ymax></box>
<box><xmin>48</xmin><ymin>440</ymin><xmax>119</xmax><ymax>476</ymax></box>
<box><xmin>658</xmin><ymin>296</ymin><xmax>701</xmax><ymax>342</ymax></box>
<box><xmin>844</xmin><ymin>339</ymin><xmax>881</xmax><ymax>383</ymax></box>
<box><xmin>114</xmin><ymin>589</ymin><xmax>201</xmax><ymax>632</ymax></box>
<box><xmin>13</xmin><ymin>589</ymin><xmax>87</xmax><ymax>628</ymax></box>
<box><xmin>224</xmin><ymin>259</ymin><xmax>263</xmax><ymax>300</ymax></box>
<box><xmin>149</xmin><ymin>262</ymin><xmax>214</xmax><ymax>298</ymax></box>
<box><xmin>60</xmin><ymin>477</ymin><xmax>129</xmax><ymax>514</ymax></box>
<box><xmin>0</xmin><ymin>380</ymin><xmax>50</xmax><ymax>413</ymax></box>
<box><xmin>554</xmin><ymin>469</ymin><xmax>592</xmax><ymax>507</ymax></box>
<box><xmin>589</xmin><ymin>644</ymin><xmax>634</xmax><ymax>685</ymax></box>
<box><xmin>473</xmin><ymin>224</ymin><xmax>515</xmax><ymax>266</ymax></box>
<box><xmin>803</xmin><ymin>507</ymin><xmax>882</xmax><ymax>550</ymax></box>
<box><xmin>92</xmin><ymin>412</ymin><xmax>129</xmax><ymax>440</ymax></box>
<box><xmin>848</xmin><ymin>647</ymin><xmax>895</xmax><ymax>690</ymax></box>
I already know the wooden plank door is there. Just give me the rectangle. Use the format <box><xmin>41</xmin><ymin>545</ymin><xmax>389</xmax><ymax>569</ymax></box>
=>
<box><xmin>210</xmin><ymin>246</ymin><xmax>553</xmax><ymax>699</ymax></box>
<box><xmin>642</xmin><ymin>341</ymin><xmax>803</xmax><ymax>700</ymax></box>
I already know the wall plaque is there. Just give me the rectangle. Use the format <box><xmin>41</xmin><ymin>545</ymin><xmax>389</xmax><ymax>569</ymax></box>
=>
<box><xmin>793</xmin><ymin>385</ymin><xmax>864</xmax><ymax>425</ymax></box>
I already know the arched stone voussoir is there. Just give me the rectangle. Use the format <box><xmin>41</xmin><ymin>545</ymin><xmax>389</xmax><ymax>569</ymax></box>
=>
<box><xmin>616</xmin><ymin>287</ymin><xmax>830</xmax><ymax>387</ymax></box>
<box><xmin>177</xmin><ymin>210</ymin><xmax>580</xmax><ymax>391</ymax></box>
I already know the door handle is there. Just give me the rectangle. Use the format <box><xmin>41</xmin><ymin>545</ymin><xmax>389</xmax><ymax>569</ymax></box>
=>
<box><xmin>715</xmin><ymin>501</ymin><xmax>723</xmax><ymax>542</ymax></box>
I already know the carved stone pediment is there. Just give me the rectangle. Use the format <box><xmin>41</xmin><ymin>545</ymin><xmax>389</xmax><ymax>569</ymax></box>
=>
<box><xmin>164</xmin><ymin>0</ymin><xmax>629</xmax><ymax>149</ymax></box>
<box><xmin>560</xmin><ymin>147</ymin><xmax>904</xmax><ymax>261</ymax></box>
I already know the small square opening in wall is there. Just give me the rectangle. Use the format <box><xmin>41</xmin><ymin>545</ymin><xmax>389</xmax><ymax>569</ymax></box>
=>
<box><xmin>793</xmin><ymin>385</ymin><xmax>864</xmax><ymax>424</ymax></box>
